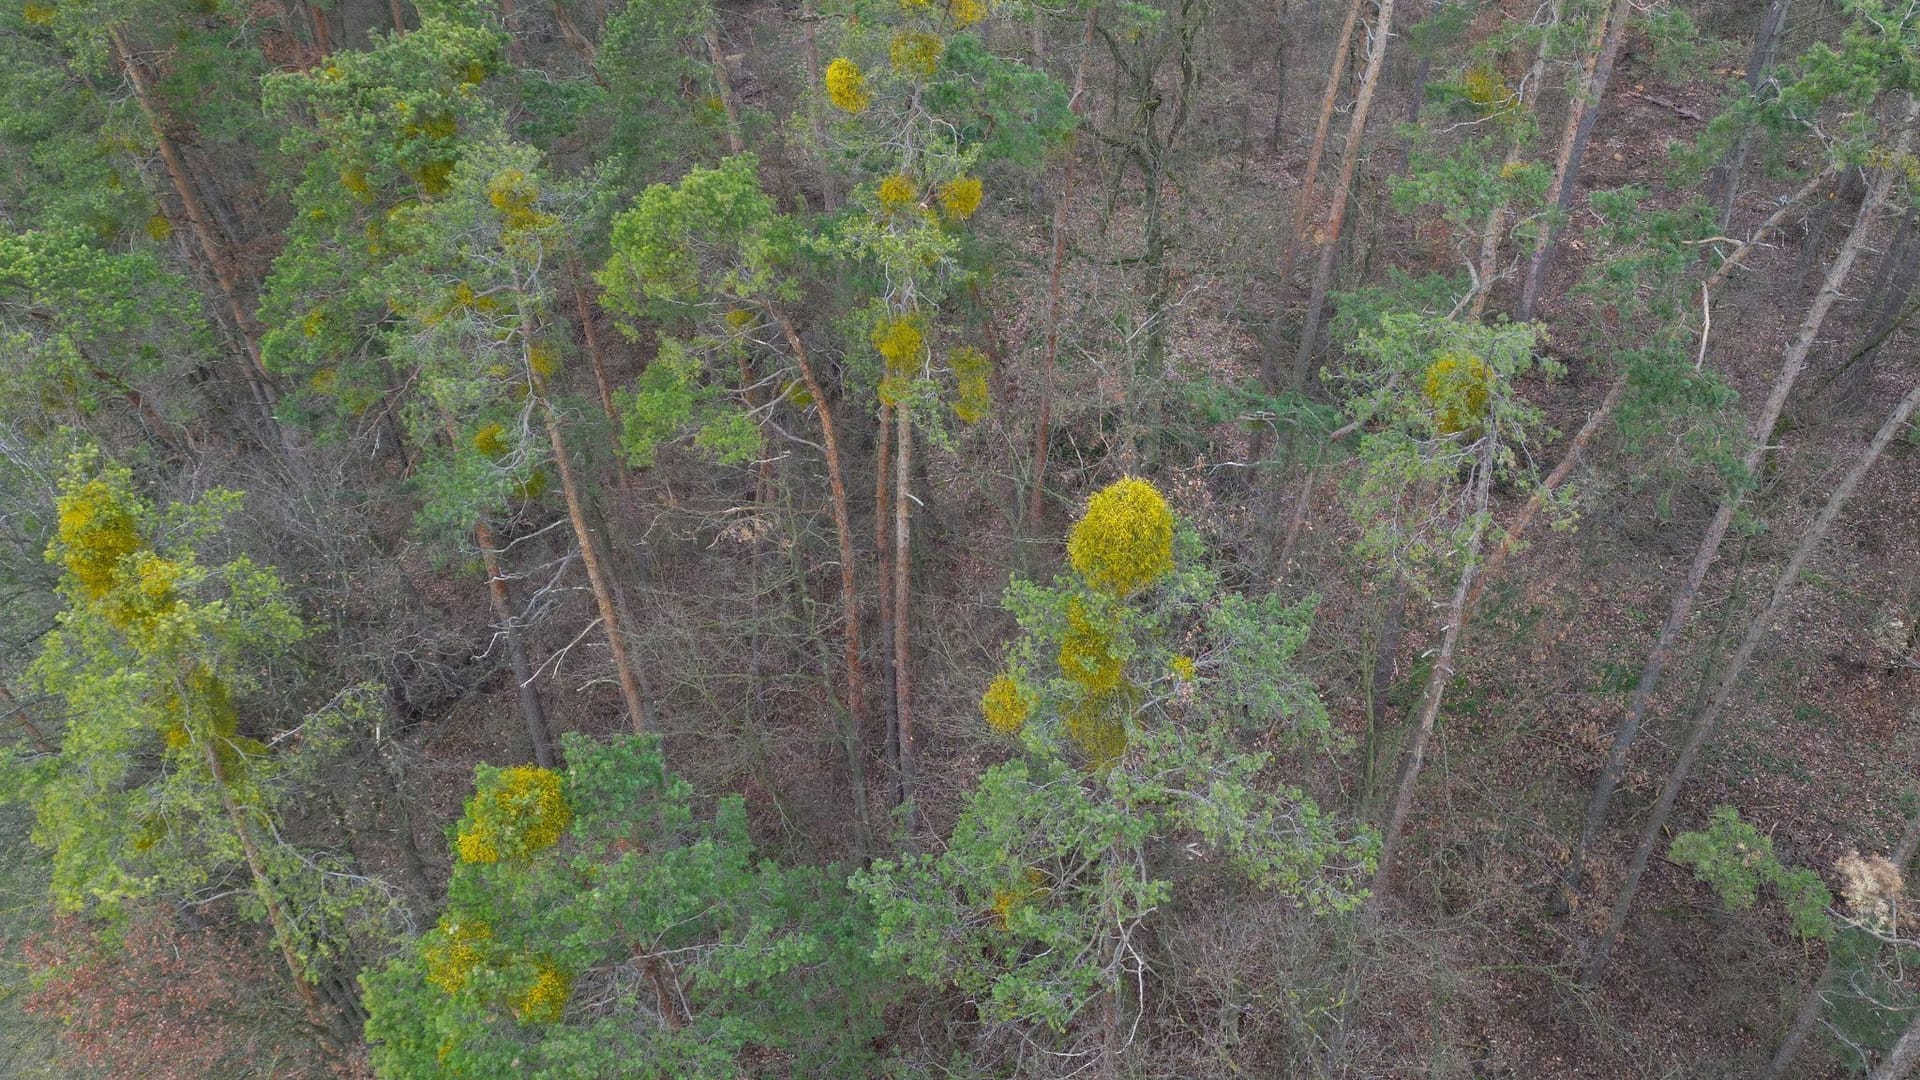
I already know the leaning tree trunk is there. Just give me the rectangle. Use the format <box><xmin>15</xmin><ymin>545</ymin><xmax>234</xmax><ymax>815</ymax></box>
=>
<box><xmin>893</xmin><ymin>404</ymin><xmax>922</xmax><ymax>833</ymax></box>
<box><xmin>770</xmin><ymin>308</ymin><xmax>873</xmax><ymax>853</ymax></box>
<box><xmin>1372</xmin><ymin>431</ymin><xmax>1496</xmax><ymax>900</ymax></box>
<box><xmin>1291</xmin><ymin>0</ymin><xmax>1399</xmax><ymax>390</ymax></box>
<box><xmin>705</xmin><ymin>25</ymin><xmax>746</xmax><ymax>154</ymax></box>
<box><xmin>1467</xmin><ymin>0</ymin><xmax>1565</xmax><ymax>316</ymax></box>
<box><xmin>1514</xmin><ymin>0</ymin><xmax>1634</xmax><ymax>322</ymax></box>
<box><xmin>1564</xmin><ymin>101</ymin><xmax>1918</xmax><ymax>905</ymax></box>
<box><xmin>1872</xmin><ymin>1019</ymin><xmax>1920</xmax><ymax>1080</ymax></box>
<box><xmin>1586</xmin><ymin>368</ymin><xmax>1920</xmax><ymax>984</ymax></box>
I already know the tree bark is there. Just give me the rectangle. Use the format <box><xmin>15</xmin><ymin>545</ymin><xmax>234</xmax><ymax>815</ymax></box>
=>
<box><xmin>1515</xmin><ymin>0</ymin><xmax>1634</xmax><ymax>322</ymax></box>
<box><xmin>474</xmin><ymin>520</ymin><xmax>555</xmax><ymax>768</ymax></box>
<box><xmin>874</xmin><ymin>402</ymin><xmax>901</xmax><ymax>795</ymax></box>
<box><xmin>1565</xmin><ymin>101</ymin><xmax>1918</xmax><ymax>908</ymax></box>
<box><xmin>1586</xmin><ymin>369</ymin><xmax>1920</xmax><ymax>984</ymax></box>
<box><xmin>1291</xmin><ymin>0</ymin><xmax>1399</xmax><ymax>390</ymax></box>
<box><xmin>1872</xmin><ymin>1018</ymin><xmax>1920</xmax><ymax>1080</ymax></box>
<box><xmin>566</xmin><ymin>256</ymin><xmax>620</xmax><ymax>431</ymax></box>
<box><xmin>1372</xmin><ymin>431</ymin><xmax>1496</xmax><ymax>900</ymax></box>
<box><xmin>801</xmin><ymin>3</ymin><xmax>836</xmax><ymax>210</ymax></box>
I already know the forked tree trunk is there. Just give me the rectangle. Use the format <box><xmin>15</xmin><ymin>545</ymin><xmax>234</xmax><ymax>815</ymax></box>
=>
<box><xmin>1371</xmin><ymin>431</ymin><xmax>1495</xmax><ymax>899</ymax></box>
<box><xmin>1586</xmin><ymin>370</ymin><xmax>1920</xmax><ymax>984</ymax></box>
<box><xmin>1026</xmin><ymin>2</ymin><xmax>1100</xmax><ymax>534</ymax></box>
<box><xmin>1291</xmin><ymin>0</ymin><xmax>1399</xmax><ymax>390</ymax></box>
<box><xmin>1515</xmin><ymin>0</ymin><xmax>1634</xmax><ymax>322</ymax></box>
<box><xmin>474</xmin><ymin>520</ymin><xmax>555</xmax><ymax>768</ymax></box>
<box><xmin>1564</xmin><ymin>101</ymin><xmax>1917</xmax><ymax>906</ymax></box>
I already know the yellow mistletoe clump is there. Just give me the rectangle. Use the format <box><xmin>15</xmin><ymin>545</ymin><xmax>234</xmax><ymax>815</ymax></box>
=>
<box><xmin>513</xmin><ymin>962</ymin><xmax>573</xmax><ymax>1024</ymax></box>
<box><xmin>454</xmin><ymin>765</ymin><xmax>571</xmax><ymax>864</ymax></box>
<box><xmin>1065</xmin><ymin>691</ymin><xmax>1129</xmax><ymax>771</ymax></box>
<box><xmin>990</xmin><ymin>867</ymin><xmax>1047</xmax><ymax>928</ymax></box>
<box><xmin>1170</xmin><ymin>655</ymin><xmax>1195</xmax><ymax>681</ymax></box>
<box><xmin>876</xmin><ymin>173</ymin><xmax>919</xmax><ymax>215</ymax></box>
<box><xmin>980</xmin><ymin>673</ymin><xmax>1031</xmax><ymax>734</ymax></box>
<box><xmin>1066</xmin><ymin>477</ymin><xmax>1174</xmax><ymax>596</ymax></box>
<box><xmin>951</xmin><ymin>345</ymin><xmax>989</xmax><ymax>423</ymax></box>
<box><xmin>472</xmin><ymin>422</ymin><xmax>509</xmax><ymax>457</ymax></box>
<box><xmin>1057</xmin><ymin>598</ymin><xmax>1124</xmax><ymax>694</ymax></box>
<box><xmin>528</xmin><ymin>340</ymin><xmax>561</xmax><ymax>380</ymax></box>
<box><xmin>423</xmin><ymin>916</ymin><xmax>493</xmax><ymax>994</ymax></box>
<box><xmin>144</xmin><ymin>214</ymin><xmax>172</xmax><ymax>242</ymax></box>
<box><xmin>1462</xmin><ymin>65</ymin><xmax>1514</xmax><ymax>112</ymax></box>
<box><xmin>871</xmin><ymin>313</ymin><xmax>925</xmax><ymax>374</ymax></box>
<box><xmin>948</xmin><ymin>0</ymin><xmax>987</xmax><ymax>28</ymax></box>
<box><xmin>890</xmin><ymin>30</ymin><xmax>943</xmax><ymax>77</ymax></box>
<box><xmin>939</xmin><ymin>175</ymin><xmax>983</xmax><ymax>221</ymax></box>
<box><xmin>21</xmin><ymin>2</ymin><xmax>54</xmax><ymax>24</ymax></box>
<box><xmin>1422</xmin><ymin>351</ymin><xmax>1495</xmax><ymax>436</ymax></box>
<box><xmin>824</xmin><ymin>57</ymin><xmax>871</xmax><ymax>114</ymax></box>
<box><xmin>55</xmin><ymin>478</ymin><xmax>142</xmax><ymax>601</ymax></box>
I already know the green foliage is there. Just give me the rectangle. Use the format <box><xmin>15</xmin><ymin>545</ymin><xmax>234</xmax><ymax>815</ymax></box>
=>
<box><xmin>363</xmin><ymin>733</ymin><xmax>891</xmax><ymax>1078</ymax></box>
<box><xmin>857</xmin><ymin>484</ymin><xmax>1372</xmax><ymax>1051</ymax></box>
<box><xmin>1669</xmin><ymin>807</ymin><xmax>1835</xmax><ymax>940</ymax></box>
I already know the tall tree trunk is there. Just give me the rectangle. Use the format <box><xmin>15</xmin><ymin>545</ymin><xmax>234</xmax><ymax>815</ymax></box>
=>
<box><xmin>893</xmin><ymin>405</ymin><xmax>921</xmax><ymax>832</ymax></box>
<box><xmin>769</xmin><ymin>308</ymin><xmax>873</xmax><ymax>850</ymax></box>
<box><xmin>541</xmin><ymin>397</ymin><xmax>653</xmax><ymax>732</ymax></box>
<box><xmin>1586</xmin><ymin>370</ymin><xmax>1920</xmax><ymax>984</ymax></box>
<box><xmin>388</xmin><ymin>0</ymin><xmax>407</xmax><ymax>33</ymax></box>
<box><xmin>1515</xmin><ymin>0</ymin><xmax>1634</xmax><ymax>322</ymax></box>
<box><xmin>874</xmin><ymin>402</ymin><xmax>901</xmax><ymax>794</ymax></box>
<box><xmin>1265</xmin><ymin>15</ymin><xmax>1290</xmax><ymax>156</ymax></box>
<box><xmin>1272</xmin><ymin>0</ymin><xmax>1364</xmax><ymax>294</ymax></box>
<box><xmin>1466</xmin><ymin>0</ymin><xmax>1566</xmax><ymax>317</ymax></box>
<box><xmin>1710</xmin><ymin>0</ymin><xmax>1793</xmax><ymax>227</ymax></box>
<box><xmin>1291</xmin><ymin>0</ymin><xmax>1399</xmax><ymax>390</ymax></box>
<box><xmin>1563</xmin><ymin>101</ymin><xmax>1917</xmax><ymax>906</ymax></box>
<box><xmin>1372</xmin><ymin>431</ymin><xmax>1496</xmax><ymax>899</ymax></box>
<box><xmin>475</xmin><ymin>520</ymin><xmax>555</xmax><ymax>768</ymax></box>
<box><xmin>705</xmin><ymin>26</ymin><xmax>746</xmax><ymax>154</ymax></box>
<box><xmin>1027</xmin><ymin>2</ymin><xmax>1100</xmax><ymax>534</ymax></box>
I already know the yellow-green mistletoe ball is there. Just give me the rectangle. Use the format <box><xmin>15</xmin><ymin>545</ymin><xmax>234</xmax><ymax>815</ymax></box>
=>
<box><xmin>890</xmin><ymin>30</ymin><xmax>943</xmax><ymax>78</ymax></box>
<box><xmin>1067</xmin><ymin>477</ymin><xmax>1174</xmax><ymax>595</ymax></box>
<box><xmin>939</xmin><ymin>175</ymin><xmax>983</xmax><ymax>221</ymax></box>
<box><xmin>876</xmin><ymin>173</ymin><xmax>919</xmax><ymax>215</ymax></box>
<box><xmin>981</xmin><ymin>672</ymin><xmax>1031</xmax><ymax>734</ymax></box>
<box><xmin>455</xmin><ymin>765</ymin><xmax>571</xmax><ymax>864</ymax></box>
<box><xmin>1422</xmin><ymin>351</ymin><xmax>1495</xmax><ymax>436</ymax></box>
<box><xmin>824</xmin><ymin>57</ymin><xmax>870</xmax><ymax>114</ymax></box>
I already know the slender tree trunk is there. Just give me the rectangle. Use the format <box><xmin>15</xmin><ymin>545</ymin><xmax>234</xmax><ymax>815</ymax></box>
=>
<box><xmin>893</xmin><ymin>405</ymin><xmax>921</xmax><ymax>831</ymax></box>
<box><xmin>1027</xmin><ymin>2</ymin><xmax>1100</xmax><ymax>534</ymax></box>
<box><xmin>1266</xmin><ymin>16</ymin><xmax>1290</xmax><ymax>156</ymax></box>
<box><xmin>1565</xmin><ymin>102</ymin><xmax>1917</xmax><ymax>904</ymax></box>
<box><xmin>566</xmin><ymin>257</ymin><xmax>620</xmax><ymax>431</ymax></box>
<box><xmin>1372</xmin><ymin>432</ymin><xmax>1496</xmax><ymax>899</ymax></box>
<box><xmin>1515</xmin><ymin>0</ymin><xmax>1635</xmax><ymax>322</ymax></box>
<box><xmin>1706</xmin><ymin>161</ymin><xmax>1839</xmax><ymax>292</ymax></box>
<box><xmin>874</xmin><ymin>402</ymin><xmax>901</xmax><ymax>794</ymax></box>
<box><xmin>475</xmin><ymin>520</ymin><xmax>555</xmax><ymax>768</ymax></box>
<box><xmin>801</xmin><ymin>3</ymin><xmax>836</xmax><ymax>209</ymax></box>
<box><xmin>769</xmin><ymin>309</ymin><xmax>873</xmax><ymax>849</ymax></box>
<box><xmin>1291</xmin><ymin>0</ymin><xmax>1399</xmax><ymax>390</ymax></box>
<box><xmin>1587</xmin><ymin>370</ymin><xmax>1920</xmax><ymax>984</ymax></box>
<box><xmin>1273</xmin><ymin>0</ymin><xmax>1364</xmax><ymax>293</ymax></box>
<box><xmin>1710</xmin><ymin>0</ymin><xmax>1792</xmax><ymax>227</ymax></box>
<box><xmin>705</xmin><ymin>26</ymin><xmax>746</xmax><ymax>154</ymax></box>
<box><xmin>388</xmin><ymin>0</ymin><xmax>407</xmax><ymax>33</ymax></box>
<box><xmin>551</xmin><ymin>1</ymin><xmax>601</xmax><ymax>71</ymax></box>
<box><xmin>1758</xmin><ymin>806</ymin><xmax>1920</xmax><ymax>1080</ymax></box>
<box><xmin>205</xmin><ymin>740</ymin><xmax>329</xmax><ymax>1029</ymax></box>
